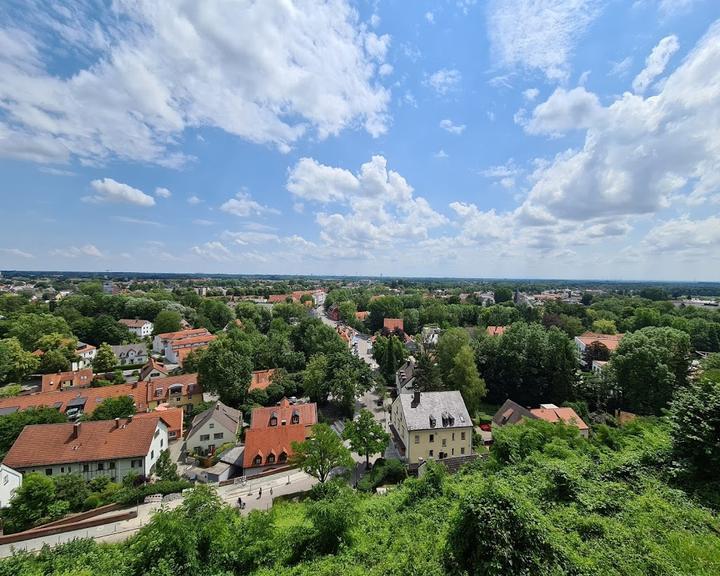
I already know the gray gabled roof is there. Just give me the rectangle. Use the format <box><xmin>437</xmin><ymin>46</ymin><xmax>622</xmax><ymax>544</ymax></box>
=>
<box><xmin>395</xmin><ymin>391</ymin><xmax>471</xmax><ymax>431</ymax></box>
<box><xmin>492</xmin><ymin>399</ymin><xmax>535</xmax><ymax>426</ymax></box>
<box><xmin>187</xmin><ymin>401</ymin><xmax>242</xmax><ymax>439</ymax></box>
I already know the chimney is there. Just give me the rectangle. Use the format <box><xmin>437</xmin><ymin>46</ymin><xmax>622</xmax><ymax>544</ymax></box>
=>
<box><xmin>115</xmin><ymin>417</ymin><xmax>120</xmax><ymax>429</ymax></box>
<box><xmin>412</xmin><ymin>389</ymin><xmax>421</xmax><ymax>407</ymax></box>
<box><xmin>127</xmin><ymin>415</ymin><xmax>133</xmax><ymax>423</ymax></box>
<box><xmin>73</xmin><ymin>422</ymin><xmax>81</xmax><ymax>439</ymax></box>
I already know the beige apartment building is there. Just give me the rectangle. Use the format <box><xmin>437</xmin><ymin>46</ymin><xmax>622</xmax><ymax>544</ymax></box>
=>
<box><xmin>390</xmin><ymin>390</ymin><xmax>473</xmax><ymax>464</ymax></box>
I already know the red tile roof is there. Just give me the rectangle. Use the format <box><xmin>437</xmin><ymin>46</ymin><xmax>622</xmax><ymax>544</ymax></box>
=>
<box><xmin>41</xmin><ymin>368</ymin><xmax>94</xmax><ymax>393</ymax></box>
<box><xmin>250</xmin><ymin>369</ymin><xmax>276</xmax><ymax>391</ymax></box>
<box><xmin>576</xmin><ymin>332</ymin><xmax>625</xmax><ymax>352</ymax></box>
<box><xmin>136</xmin><ymin>405</ymin><xmax>184</xmax><ymax>438</ymax></box>
<box><xmin>156</xmin><ymin>328</ymin><xmax>210</xmax><ymax>341</ymax></box>
<box><xmin>0</xmin><ymin>381</ymin><xmax>150</xmax><ymax>415</ymax></box>
<box><xmin>530</xmin><ymin>405</ymin><xmax>589</xmax><ymax>431</ymax></box>
<box><xmin>146</xmin><ymin>373</ymin><xmax>200</xmax><ymax>403</ymax></box>
<box><xmin>486</xmin><ymin>325</ymin><xmax>507</xmax><ymax>337</ymax></box>
<box><xmin>383</xmin><ymin>318</ymin><xmax>404</xmax><ymax>332</ymax></box>
<box><xmin>119</xmin><ymin>319</ymin><xmax>152</xmax><ymax>328</ymax></box>
<box><xmin>140</xmin><ymin>358</ymin><xmax>169</xmax><ymax>381</ymax></box>
<box><xmin>3</xmin><ymin>417</ymin><xmax>162</xmax><ymax>469</ymax></box>
<box><xmin>243</xmin><ymin>399</ymin><xmax>317</xmax><ymax>469</ymax></box>
<box><xmin>168</xmin><ymin>334</ymin><xmax>216</xmax><ymax>348</ymax></box>
<box><xmin>268</xmin><ymin>294</ymin><xmax>290</xmax><ymax>303</ymax></box>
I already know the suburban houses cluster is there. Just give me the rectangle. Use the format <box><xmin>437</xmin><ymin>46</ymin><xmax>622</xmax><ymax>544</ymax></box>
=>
<box><xmin>0</xmin><ymin>272</ymin><xmax>707</xmax><ymax>554</ymax></box>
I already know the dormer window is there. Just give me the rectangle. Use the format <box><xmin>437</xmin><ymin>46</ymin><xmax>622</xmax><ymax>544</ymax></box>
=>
<box><xmin>278</xmin><ymin>451</ymin><xmax>287</xmax><ymax>463</ymax></box>
<box><xmin>269</xmin><ymin>412</ymin><xmax>278</xmax><ymax>427</ymax></box>
<box><xmin>169</xmin><ymin>384</ymin><xmax>183</xmax><ymax>396</ymax></box>
<box><xmin>291</xmin><ymin>410</ymin><xmax>300</xmax><ymax>424</ymax></box>
<box><xmin>267</xmin><ymin>454</ymin><xmax>276</xmax><ymax>464</ymax></box>
<box><xmin>253</xmin><ymin>455</ymin><xmax>262</xmax><ymax>466</ymax></box>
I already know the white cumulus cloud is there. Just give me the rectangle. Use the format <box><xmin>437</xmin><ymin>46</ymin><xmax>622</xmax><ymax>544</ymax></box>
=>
<box><xmin>220</xmin><ymin>192</ymin><xmax>279</xmax><ymax>217</ymax></box>
<box><xmin>487</xmin><ymin>0</ymin><xmax>602</xmax><ymax>80</ymax></box>
<box><xmin>84</xmin><ymin>178</ymin><xmax>155</xmax><ymax>206</ymax></box>
<box><xmin>632</xmin><ymin>34</ymin><xmax>680</xmax><ymax>94</ymax></box>
<box><xmin>439</xmin><ymin>119</ymin><xmax>466</xmax><ymax>134</ymax></box>
<box><xmin>0</xmin><ymin>0</ymin><xmax>391</xmax><ymax>166</ymax></box>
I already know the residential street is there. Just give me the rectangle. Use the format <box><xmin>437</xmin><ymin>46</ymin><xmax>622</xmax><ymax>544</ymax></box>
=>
<box><xmin>0</xmin><ymin>469</ymin><xmax>316</xmax><ymax>558</ymax></box>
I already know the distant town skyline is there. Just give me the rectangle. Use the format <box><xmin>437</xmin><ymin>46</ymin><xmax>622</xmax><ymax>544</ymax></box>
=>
<box><xmin>1</xmin><ymin>1</ymin><xmax>719</xmax><ymax>280</ymax></box>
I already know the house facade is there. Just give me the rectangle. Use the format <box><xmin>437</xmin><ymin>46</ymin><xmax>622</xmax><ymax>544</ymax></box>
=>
<box><xmin>73</xmin><ymin>342</ymin><xmax>97</xmax><ymax>370</ymax></box>
<box><xmin>145</xmin><ymin>373</ymin><xmax>203</xmax><ymax>412</ymax></box>
<box><xmin>243</xmin><ymin>399</ymin><xmax>317</xmax><ymax>476</ymax></box>
<box><xmin>0</xmin><ymin>464</ymin><xmax>22</xmax><ymax>508</ymax></box>
<box><xmin>152</xmin><ymin>328</ymin><xmax>210</xmax><ymax>354</ymax></box>
<box><xmin>41</xmin><ymin>368</ymin><xmax>94</xmax><ymax>393</ymax></box>
<box><xmin>390</xmin><ymin>390</ymin><xmax>473</xmax><ymax>464</ymax></box>
<box><xmin>3</xmin><ymin>417</ymin><xmax>168</xmax><ymax>482</ymax></box>
<box><xmin>186</xmin><ymin>401</ymin><xmax>242</xmax><ymax>456</ymax></box>
<box><xmin>492</xmin><ymin>400</ymin><xmax>590</xmax><ymax>438</ymax></box>
<box><xmin>119</xmin><ymin>319</ymin><xmax>154</xmax><ymax>338</ymax></box>
<box><xmin>110</xmin><ymin>344</ymin><xmax>149</xmax><ymax>366</ymax></box>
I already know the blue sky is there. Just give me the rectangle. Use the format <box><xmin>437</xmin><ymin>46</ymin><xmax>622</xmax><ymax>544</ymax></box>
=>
<box><xmin>1</xmin><ymin>0</ymin><xmax>719</xmax><ymax>280</ymax></box>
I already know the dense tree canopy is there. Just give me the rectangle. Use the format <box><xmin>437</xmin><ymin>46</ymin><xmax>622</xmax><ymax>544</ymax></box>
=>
<box><xmin>0</xmin><ymin>337</ymin><xmax>39</xmax><ymax>384</ymax></box>
<box><xmin>291</xmin><ymin>423</ymin><xmax>353</xmax><ymax>483</ymax></box>
<box><xmin>610</xmin><ymin>327</ymin><xmax>691</xmax><ymax>414</ymax></box>
<box><xmin>477</xmin><ymin>322</ymin><xmax>578</xmax><ymax>406</ymax></box>
<box><xmin>343</xmin><ymin>409</ymin><xmax>389</xmax><ymax>469</ymax></box>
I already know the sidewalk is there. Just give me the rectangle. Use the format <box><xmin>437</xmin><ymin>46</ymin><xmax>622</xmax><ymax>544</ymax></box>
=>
<box><xmin>0</xmin><ymin>469</ymin><xmax>316</xmax><ymax>558</ymax></box>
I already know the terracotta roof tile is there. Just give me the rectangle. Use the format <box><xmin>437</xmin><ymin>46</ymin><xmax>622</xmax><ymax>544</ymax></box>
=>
<box><xmin>41</xmin><ymin>368</ymin><xmax>94</xmax><ymax>393</ymax></box>
<box><xmin>119</xmin><ymin>319</ymin><xmax>152</xmax><ymax>328</ymax></box>
<box><xmin>243</xmin><ymin>399</ymin><xmax>317</xmax><ymax>468</ymax></box>
<box><xmin>3</xmin><ymin>417</ymin><xmax>162</xmax><ymax>469</ymax></box>
<box><xmin>155</xmin><ymin>328</ymin><xmax>210</xmax><ymax>341</ymax></box>
<box><xmin>530</xmin><ymin>406</ymin><xmax>589</xmax><ymax>431</ymax></box>
<box><xmin>576</xmin><ymin>332</ymin><xmax>625</xmax><ymax>352</ymax></box>
<box><xmin>384</xmin><ymin>318</ymin><xmax>404</xmax><ymax>332</ymax></box>
<box><xmin>486</xmin><ymin>325</ymin><xmax>507</xmax><ymax>336</ymax></box>
<box><xmin>0</xmin><ymin>381</ymin><xmax>150</xmax><ymax>415</ymax></box>
<box><xmin>249</xmin><ymin>369</ymin><xmax>276</xmax><ymax>391</ymax></box>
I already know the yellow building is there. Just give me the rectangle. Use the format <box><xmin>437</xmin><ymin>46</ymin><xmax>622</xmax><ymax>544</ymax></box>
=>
<box><xmin>390</xmin><ymin>390</ymin><xmax>473</xmax><ymax>464</ymax></box>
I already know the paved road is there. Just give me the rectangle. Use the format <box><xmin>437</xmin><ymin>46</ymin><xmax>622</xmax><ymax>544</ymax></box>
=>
<box><xmin>0</xmin><ymin>469</ymin><xmax>316</xmax><ymax>558</ymax></box>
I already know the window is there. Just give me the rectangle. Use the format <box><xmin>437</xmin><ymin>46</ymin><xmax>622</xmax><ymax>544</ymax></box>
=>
<box><xmin>154</xmin><ymin>430</ymin><xmax>160</xmax><ymax>438</ymax></box>
<box><xmin>131</xmin><ymin>459</ymin><xmax>142</xmax><ymax>468</ymax></box>
<box><xmin>200</xmin><ymin>434</ymin><xmax>210</xmax><ymax>441</ymax></box>
<box><xmin>414</xmin><ymin>434</ymin><xmax>420</xmax><ymax>444</ymax></box>
<box><xmin>109</xmin><ymin>462</ymin><xmax>116</xmax><ymax>470</ymax></box>
<box><xmin>452</xmin><ymin>448</ymin><xmax>455</xmax><ymax>455</ymax></box>
<box><xmin>429</xmin><ymin>450</ymin><xmax>434</xmax><ymax>457</ymax></box>
<box><xmin>253</xmin><ymin>455</ymin><xmax>262</xmax><ymax>466</ymax></box>
<box><xmin>267</xmin><ymin>454</ymin><xmax>276</xmax><ymax>464</ymax></box>
<box><xmin>83</xmin><ymin>464</ymin><xmax>89</xmax><ymax>472</ymax></box>
<box><xmin>291</xmin><ymin>412</ymin><xmax>300</xmax><ymax>424</ymax></box>
<box><xmin>45</xmin><ymin>468</ymin><xmax>53</xmax><ymax>476</ymax></box>
<box><xmin>2</xmin><ymin>475</ymin><xmax>7</xmax><ymax>485</ymax></box>
<box><xmin>452</xmin><ymin>433</ymin><xmax>455</xmax><ymax>441</ymax></box>
<box><xmin>160</xmin><ymin>439</ymin><xmax>164</xmax><ymax>448</ymax></box>
<box><xmin>209</xmin><ymin>423</ymin><xmax>214</xmax><ymax>429</ymax></box>
<box><xmin>429</xmin><ymin>434</ymin><xmax>434</xmax><ymax>443</ymax></box>
<box><xmin>278</xmin><ymin>452</ymin><xmax>287</xmax><ymax>463</ymax></box>
<box><xmin>442</xmin><ymin>438</ymin><xmax>447</xmax><ymax>447</ymax></box>
<box><xmin>461</xmin><ymin>431</ymin><xmax>466</xmax><ymax>441</ymax></box>
<box><xmin>98</xmin><ymin>463</ymin><xmax>104</xmax><ymax>471</ymax></box>
<box><xmin>151</xmin><ymin>450</ymin><xmax>154</xmax><ymax>459</ymax></box>
<box><xmin>460</xmin><ymin>447</ymin><xmax>465</xmax><ymax>455</ymax></box>
<box><xmin>269</xmin><ymin>414</ymin><xmax>278</xmax><ymax>427</ymax></box>
<box><xmin>214</xmin><ymin>432</ymin><xmax>223</xmax><ymax>439</ymax></box>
